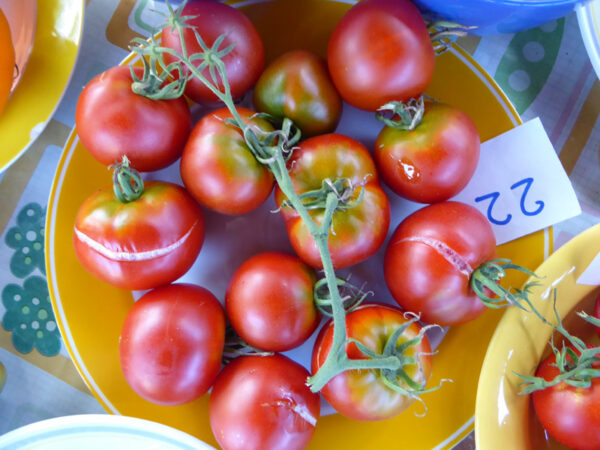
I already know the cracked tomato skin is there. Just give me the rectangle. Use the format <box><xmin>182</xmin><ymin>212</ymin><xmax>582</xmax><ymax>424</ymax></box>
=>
<box><xmin>253</xmin><ymin>49</ymin><xmax>342</xmax><ymax>138</ymax></box>
<box><xmin>226</xmin><ymin>252</ymin><xmax>319</xmax><ymax>352</ymax></box>
<box><xmin>312</xmin><ymin>303</ymin><xmax>432</xmax><ymax>421</ymax></box>
<box><xmin>274</xmin><ymin>133</ymin><xmax>390</xmax><ymax>270</ymax></box>
<box><xmin>75</xmin><ymin>66</ymin><xmax>191</xmax><ymax>171</ymax></box>
<box><xmin>532</xmin><ymin>347</ymin><xmax>600</xmax><ymax>450</ymax></box>
<box><xmin>374</xmin><ymin>102</ymin><xmax>480</xmax><ymax>204</ymax></box>
<box><xmin>73</xmin><ymin>181</ymin><xmax>204</xmax><ymax>291</ymax></box>
<box><xmin>180</xmin><ymin>107</ymin><xmax>275</xmax><ymax>215</ymax></box>
<box><xmin>119</xmin><ymin>284</ymin><xmax>225</xmax><ymax>406</ymax></box>
<box><xmin>209</xmin><ymin>354</ymin><xmax>320</xmax><ymax>450</ymax></box>
<box><xmin>327</xmin><ymin>0</ymin><xmax>435</xmax><ymax>111</ymax></box>
<box><xmin>384</xmin><ymin>201</ymin><xmax>496</xmax><ymax>326</ymax></box>
<box><xmin>161</xmin><ymin>0</ymin><xmax>264</xmax><ymax>104</ymax></box>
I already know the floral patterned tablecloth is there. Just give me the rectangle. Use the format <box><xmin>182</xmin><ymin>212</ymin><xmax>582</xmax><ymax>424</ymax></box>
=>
<box><xmin>1</xmin><ymin>1</ymin><xmax>599</xmax><ymax>448</ymax></box>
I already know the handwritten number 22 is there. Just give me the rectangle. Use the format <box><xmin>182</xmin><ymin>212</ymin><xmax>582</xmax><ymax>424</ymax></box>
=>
<box><xmin>474</xmin><ymin>177</ymin><xmax>544</xmax><ymax>226</ymax></box>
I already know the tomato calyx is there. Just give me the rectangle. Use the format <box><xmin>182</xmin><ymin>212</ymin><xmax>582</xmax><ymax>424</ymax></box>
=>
<box><xmin>516</xmin><ymin>290</ymin><xmax>600</xmax><ymax>394</ymax></box>
<box><xmin>376</xmin><ymin>96</ymin><xmax>425</xmax><ymax>131</ymax></box>
<box><xmin>470</xmin><ymin>258</ymin><xmax>541</xmax><ymax>310</ymax></box>
<box><xmin>129</xmin><ymin>36</ymin><xmax>188</xmax><ymax>101</ymax></box>
<box><xmin>313</xmin><ymin>277</ymin><xmax>369</xmax><ymax>318</ymax></box>
<box><xmin>111</xmin><ymin>156</ymin><xmax>144</xmax><ymax>203</ymax></box>
<box><xmin>222</xmin><ymin>326</ymin><xmax>273</xmax><ymax>364</ymax></box>
<box><xmin>282</xmin><ymin>177</ymin><xmax>367</xmax><ymax>216</ymax></box>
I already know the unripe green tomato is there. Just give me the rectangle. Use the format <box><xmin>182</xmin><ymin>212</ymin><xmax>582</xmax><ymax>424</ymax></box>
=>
<box><xmin>253</xmin><ymin>50</ymin><xmax>342</xmax><ymax>138</ymax></box>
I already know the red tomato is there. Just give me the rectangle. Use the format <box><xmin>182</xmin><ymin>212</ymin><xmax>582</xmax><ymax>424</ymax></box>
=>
<box><xmin>275</xmin><ymin>133</ymin><xmax>390</xmax><ymax>269</ymax></box>
<box><xmin>209</xmin><ymin>354</ymin><xmax>320</xmax><ymax>450</ymax></box>
<box><xmin>327</xmin><ymin>0</ymin><xmax>435</xmax><ymax>111</ymax></box>
<box><xmin>75</xmin><ymin>66</ymin><xmax>191</xmax><ymax>171</ymax></box>
<box><xmin>180</xmin><ymin>107</ymin><xmax>274</xmax><ymax>215</ymax></box>
<box><xmin>226</xmin><ymin>252</ymin><xmax>319</xmax><ymax>352</ymax></box>
<box><xmin>532</xmin><ymin>347</ymin><xmax>600</xmax><ymax>450</ymax></box>
<box><xmin>119</xmin><ymin>284</ymin><xmax>225</xmax><ymax>406</ymax></box>
<box><xmin>73</xmin><ymin>181</ymin><xmax>204</xmax><ymax>290</ymax></box>
<box><xmin>312</xmin><ymin>303</ymin><xmax>432</xmax><ymax>421</ymax></box>
<box><xmin>161</xmin><ymin>0</ymin><xmax>264</xmax><ymax>104</ymax></box>
<box><xmin>253</xmin><ymin>49</ymin><xmax>342</xmax><ymax>137</ymax></box>
<box><xmin>374</xmin><ymin>102</ymin><xmax>480</xmax><ymax>203</ymax></box>
<box><xmin>384</xmin><ymin>201</ymin><xmax>497</xmax><ymax>326</ymax></box>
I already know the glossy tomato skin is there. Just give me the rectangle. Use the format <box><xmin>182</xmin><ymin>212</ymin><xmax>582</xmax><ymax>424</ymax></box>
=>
<box><xmin>226</xmin><ymin>252</ymin><xmax>319</xmax><ymax>352</ymax></box>
<box><xmin>374</xmin><ymin>103</ymin><xmax>480</xmax><ymax>203</ymax></box>
<box><xmin>119</xmin><ymin>284</ymin><xmax>225</xmax><ymax>406</ymax></box>
<box><xmin>73</xmin><ymin>181</ymin><xmax>204</xmax><ymax>291</ymax></box>
<box><xmin>312</xmin><ymin>303</ymin><xmax>432</xmax><ymax>421</ymax></box>
<box><xmin>180</xmin><ymin>107</ymin><xmax>274</xmax><ymax>215</ymax></box>
<box><xmin>162</xmin><ymin>0</ymin><xmax>264</xmax><ymax>104</ymax></box>
<box><xmin>532</xmin><ymin>347</ymin><xmax>600</xmax><ymax>450</ymax></box>
<box><xmin>384</xmin><ymin>201</ymin><xmax>496</xmax><ymax>326</ymax></box>
<box><xmin>0</xmin><ymin>9</ymin><xmax>14</xmax><ymax>116</ymax></box>
<box><xmin>275</xmin><ymin>134</ymin><xmax>390</xmax><ymax>269</ymax></box>
<box><xmin>75</xmin><ymin>66</ymin><xmax>191</xmax><ymax>171</ymax></box>
<box><xmin>210</xmin><ymin>354</ymin><xmax>320</xmax><ymax>450</ymax></box>
<box><xmin>253</xmin><ymin>50</ymin><xmax>342</xmax><ymax>138</ymax></box>
<box><xmin>327</xmin><ymin>0</ymin><xmax>435</xmax><ymax>111</ymax></box>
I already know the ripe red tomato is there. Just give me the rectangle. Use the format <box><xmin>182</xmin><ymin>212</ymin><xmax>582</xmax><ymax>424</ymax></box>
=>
<box><xmin>275</xmin><ymin>133</ymin><xmax>390</xmax><ymax>270</ymax></box>
<box><xmin>209</xmin><ymin>354</ymin><xmax>320</xmax><ymax>450</ymax></box>
<box><xmin>226</xmin><ymin>252</ymin><xmax>319</xmax><ymax>352</ymax></box>
<box><xmin>119</xmin><ymin>284</ymin><xmax>225</xmax><ymax>406</ymax></box>
<box><xmin>161</xmin><ymin>0</ymin><xmax>264</xmax><ymax>104</ymax></box>
<box><xmin>312</xmin><ymin>303</ymin><xmax>432</xmax><ymax>421</ymax></box>
<box><xmin>253</xmin><ymin>49</ymin><xmax>342</xmax><ymax>138</ymax></box>
<box><xmin>327</xmin><ymin>0</ymin><xmax>435</xmax><ymax>111</ymax></box>
<box><xmin>73</xmin><ymin>181</ymin><xmax>204</xmax><ymax>290</ymax></box>
<box><xmin>384</xmin><ymin>201</ymin><xmax>497</xmax><ymax>326</ymax></box>
<box><xmin>75</xmin><ymin>66</ymin><xmax>191</xmax><ymax>171</ymax></box>
<box><xmin>532</xmin><ymin>346</ymin><xmax>600</xmax><ymax>450</ymax></box>
<box><xmin>374</xmin><ymin>102</ymin><xmax>480</xmax><ymax>203</ymax></box>
<box><xmin>180</xmin><ymin>107</ymin><xmax>275</xmax><ymax>215</ymax></box>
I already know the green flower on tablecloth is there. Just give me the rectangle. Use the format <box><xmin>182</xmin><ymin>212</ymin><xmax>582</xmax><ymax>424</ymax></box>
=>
<box><xmin>2</xmin><ymin>276</ymin><xmax>60</xmax><ymax>356</ymax></box>
<box><xmin>5</xmin><ymin>203</ymin><xmax>46</xmax><ymax>278</ymax></box>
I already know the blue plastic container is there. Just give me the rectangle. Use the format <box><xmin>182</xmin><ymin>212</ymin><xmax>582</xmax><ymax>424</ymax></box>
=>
<box><xmin>413</xmin><ymin>0</ymin><xmax>588</xmax><ymax>34</ymax></box>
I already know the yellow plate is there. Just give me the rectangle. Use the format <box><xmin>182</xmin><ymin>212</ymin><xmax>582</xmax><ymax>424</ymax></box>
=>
<box><xmin>475</xmin><ymin>224</ymin><xmax>600</xmax><ymax>450</ymax></box>
<box><xmin>46</xmin><ymin>1</ymin><xmax>551</xmax><ymax>448</ymax></box>
<box><xmin>0</xmin><ymin>0</ymin><xmax>83</xmax><ymax>173</ymax></box>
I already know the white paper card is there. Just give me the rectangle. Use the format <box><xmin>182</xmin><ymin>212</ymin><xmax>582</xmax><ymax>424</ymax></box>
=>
<box><xmin>453</xmin><ymin>118</ymin><xmax>581</xmax><ymax>245</ymax></box>
<box><xmin>577</xmin><ymin>252</ymin><xmax>600</xmax><ymax>285</ymax></box>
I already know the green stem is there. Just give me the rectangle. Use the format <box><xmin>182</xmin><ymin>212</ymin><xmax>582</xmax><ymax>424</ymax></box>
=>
<box><xmin>111</xmin><ymin>156</ymin><xmax>144</xmax><ymax>203</ymax></box>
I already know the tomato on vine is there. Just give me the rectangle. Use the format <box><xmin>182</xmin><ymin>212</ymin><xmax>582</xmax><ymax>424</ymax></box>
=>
<box><xmin>275</xmin><ymin>133</ymin><xmax>390</xmax><ymax>270</ymax></box>
<box><xmin>312</xmin><ymin>303</ymin><xmax>433</xmax><ymax>421</ymax></box>
<box><xmin>73</xmin><ymin>157</ymin><xmax>204</xmax><ymax>291</ymax></box>
<box><xmin>180</xmin><ymin>107</ymin><xmax>275</xmax><ymax>215</ymax></box>
<box><xmin>75</xmin><ymin>66</ymin><xmax>191</xmax><ymax>172</ymax></box>
<box><xmin>120</xmin><ymin>283</ymin><xmax>225</xmax><ymax>406</ymax></box>
<box><xmin>161</xmin><ymin>0</ymin><xmax>264</xmax><ymax>104</ymax></box>
<box><xmin>327</xmin><ymin>0</ymin><xmax>435</xmax><ymax>111</ymax></box>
